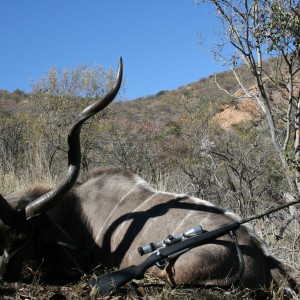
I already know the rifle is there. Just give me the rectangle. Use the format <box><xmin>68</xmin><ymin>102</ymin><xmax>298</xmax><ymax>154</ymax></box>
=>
<box><xmin>88</xmin><ymin>197</ymin><xmax>300</xmax><ymax>295</ymax></box>
<box><xmin>88</xmin><ymin>222</ymin><xmax>240</xmax><ymax>294</ymax></box>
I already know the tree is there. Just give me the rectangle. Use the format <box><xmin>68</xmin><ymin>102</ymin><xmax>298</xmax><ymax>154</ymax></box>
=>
<box><xmin>26</xmin><ymin>64</ymin><xmax>124</xmax><ymax>176</ymax></box>
<box><xmin>197</xmin><ymin>0</ymin><xmax>300</xmax><ymax>199</ymax></box>
<box><xmin>170</xmin><ymin>94</ymin><xmax>285</xmax><ymax>217</ymax></box>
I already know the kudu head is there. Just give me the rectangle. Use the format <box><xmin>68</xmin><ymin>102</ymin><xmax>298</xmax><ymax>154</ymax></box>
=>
<box><xmin>0</xmin><ymin>58</ymin><xmax>123</xmax><ymax>281</ymax></box>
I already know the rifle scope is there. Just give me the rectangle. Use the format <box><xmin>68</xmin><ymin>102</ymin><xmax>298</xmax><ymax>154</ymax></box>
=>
<box><xmin>138</xmin><ymin>224</ymin><xmax>203</xmax><ymax>256</ymax></box>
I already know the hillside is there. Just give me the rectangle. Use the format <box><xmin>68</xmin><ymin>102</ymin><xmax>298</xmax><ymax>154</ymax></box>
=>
<box><xmin>124</xmin><ymin>65</ymin><xmax>257</xmax><ymax>124</ymax></box>
<box><xmin>0</xmin><ymin>64</ymin><xmax>260</xmax><ymax>128</ymax></box>
<box><xmin>0</xmin><ymin>89</ymin><xmax>28</xmax><ymax>114</ymax></box>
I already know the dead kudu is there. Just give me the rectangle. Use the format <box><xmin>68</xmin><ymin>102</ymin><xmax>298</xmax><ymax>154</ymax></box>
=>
<box><xmin>0</xmin><ymin>58</ymin><xmax>298</xmax><ymax>297</ymax></box>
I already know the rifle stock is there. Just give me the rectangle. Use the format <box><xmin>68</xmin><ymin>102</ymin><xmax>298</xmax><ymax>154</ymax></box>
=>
<box><xmin>88</xmin><ymin>222</ymin><xmax>240</xmax><ymax>295</ymax></box>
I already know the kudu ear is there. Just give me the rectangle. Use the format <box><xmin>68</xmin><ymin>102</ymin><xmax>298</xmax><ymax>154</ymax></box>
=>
<box><xmin>25</xmin><ymin>58</ymin><xmax>123</xmax><ymax>219</ymax></box>
<box><xmin>0</xmin><ymin>194</ymin><xmax>24</xmax><ymax>227</ymax></box>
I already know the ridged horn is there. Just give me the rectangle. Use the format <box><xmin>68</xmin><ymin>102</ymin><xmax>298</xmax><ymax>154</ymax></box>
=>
<box><xmin>25</xmin><ymin>57</ymin><xmax>123</xmax><ymax>219</ymax></box>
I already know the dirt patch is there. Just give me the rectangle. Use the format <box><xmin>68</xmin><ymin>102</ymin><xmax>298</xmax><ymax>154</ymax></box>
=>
<box><xmin>212</xmin><ymin>98</ymin><xmax>262</xmax><ymax>129</ymax></box>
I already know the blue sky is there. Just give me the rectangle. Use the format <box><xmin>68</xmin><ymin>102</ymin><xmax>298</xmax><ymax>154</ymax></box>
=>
<box><xmin>0</xmin><ymin>1</ymin><xmax>226</xmax><ymax>100</ymax></box>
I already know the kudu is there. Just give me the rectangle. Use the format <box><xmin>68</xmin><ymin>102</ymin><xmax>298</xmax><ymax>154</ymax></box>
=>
<box><xmin>0</xmin><ymin>58</ymin><xmax>297</xmax><ymax>296</ymax></box>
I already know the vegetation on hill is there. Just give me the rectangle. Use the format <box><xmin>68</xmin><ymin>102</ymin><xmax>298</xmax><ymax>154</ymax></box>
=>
<box><xmin>0</xmin><ymin>89</ymin><xmax>27</xmax><ymax>114</ymax></box>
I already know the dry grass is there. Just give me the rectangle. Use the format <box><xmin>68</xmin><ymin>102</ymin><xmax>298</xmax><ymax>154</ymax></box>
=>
<box><xmin>0</xmin><ymin>271</ymin><xmax>297</xmax><ymax>300</ymax></box>
<box><xmin>0</xmin><ymin>148</ymin><xmax>54</xmax><ymax>195</ymax></box>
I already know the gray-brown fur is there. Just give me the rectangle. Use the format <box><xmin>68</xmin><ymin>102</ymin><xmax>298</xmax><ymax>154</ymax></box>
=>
<box><xmin>1</xmin><ymin>167</ymin><xmax>296</xmax><ymax>295</ymax></box>
<box><xmin>76</xmin><ymin>168</ymin><xmax>296</xmax><ymax>290</ymax></box>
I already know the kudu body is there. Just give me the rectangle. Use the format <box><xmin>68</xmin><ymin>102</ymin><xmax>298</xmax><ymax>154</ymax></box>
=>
<box><xmin>0</xmin><ymin>59</ymin><xmax>297</xmax><ymax>295</ymax></box>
